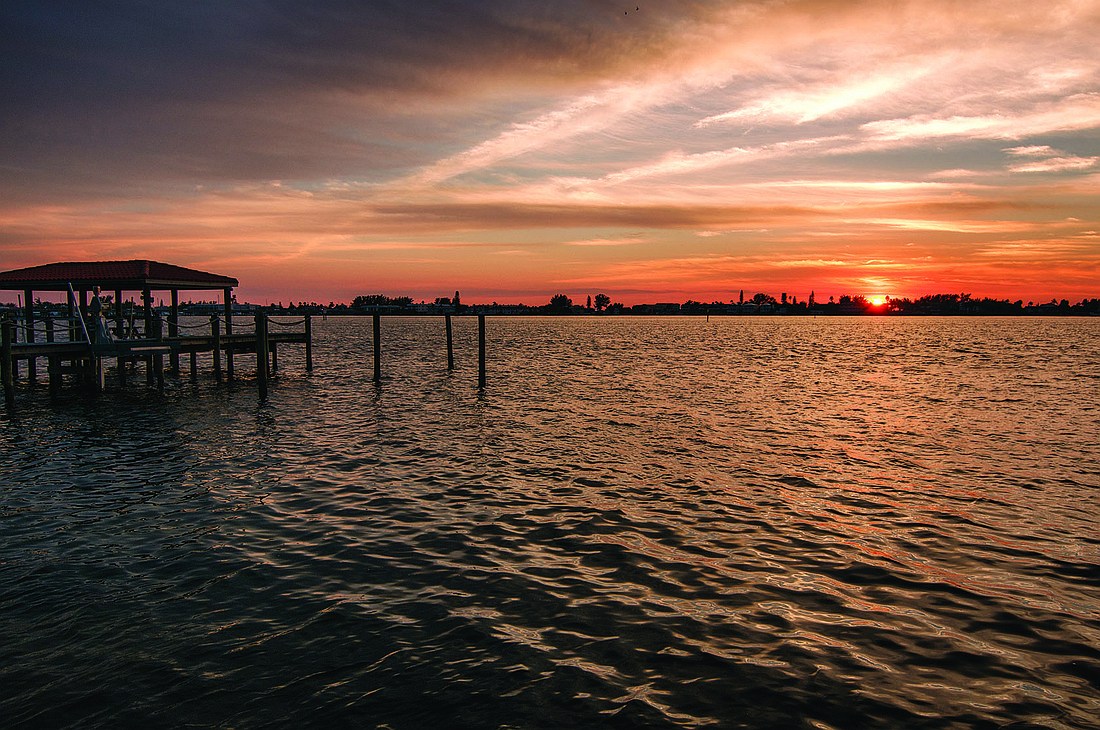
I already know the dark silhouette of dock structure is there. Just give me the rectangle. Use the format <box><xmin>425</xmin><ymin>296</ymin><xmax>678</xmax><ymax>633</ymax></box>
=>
<box><xmin>1</xmin><ymin>260</ymin><xmax>312</xmax><ymax>403</ymax></box>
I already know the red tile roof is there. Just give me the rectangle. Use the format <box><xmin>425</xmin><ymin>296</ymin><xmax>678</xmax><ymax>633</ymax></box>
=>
<box><xmin>0</xmin><ymin>260</ymin><xmax>238</xmax><ymax>291</ymax></box>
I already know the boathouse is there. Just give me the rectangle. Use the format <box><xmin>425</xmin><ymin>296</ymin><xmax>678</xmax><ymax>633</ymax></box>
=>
<box><xmin>1</xmin><ymin>259</ymin><xmax>311</xmax><ymax>402</ymax></box>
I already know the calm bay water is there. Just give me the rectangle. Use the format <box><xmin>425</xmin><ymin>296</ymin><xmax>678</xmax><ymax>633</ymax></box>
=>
<box><xmin>2</xmin><ymin>316</ymin><xmax>1098</xmax><ymax>729</ymax></box>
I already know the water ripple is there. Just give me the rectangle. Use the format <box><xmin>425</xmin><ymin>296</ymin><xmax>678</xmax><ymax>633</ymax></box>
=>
<box><xmin>2</xmin><ymin>317</ymin><xmax>1099</xmax><ymax>728</ymax></box>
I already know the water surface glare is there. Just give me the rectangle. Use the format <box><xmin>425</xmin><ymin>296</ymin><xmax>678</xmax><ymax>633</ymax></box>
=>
<box><xmin>2</xmin><ymin>316</ymin><xmax>1099</xmax><ymax>729</ymax></box>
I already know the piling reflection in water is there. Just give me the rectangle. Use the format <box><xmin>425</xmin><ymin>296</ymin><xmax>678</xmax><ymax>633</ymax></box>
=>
<box><xmin>2</xmin><ymin>316</ymin><xmax>1098</xmax><ymax>729</ymax></box>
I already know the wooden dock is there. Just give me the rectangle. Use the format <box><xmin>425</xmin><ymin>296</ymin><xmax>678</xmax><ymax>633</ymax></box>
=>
<box><xmin>2</xmin><ymin>313</ymin><xmax>311</xmax><ymax>404</ymax></box>
<box><xmin>1</xmin><ymin>260</ymin><xmax>494</xmax><ymax>407</ymax></box>
<box><xmin>0</xmin><ymin>259</ymin><xmax>320</xmax><ymax>404</ymax></box>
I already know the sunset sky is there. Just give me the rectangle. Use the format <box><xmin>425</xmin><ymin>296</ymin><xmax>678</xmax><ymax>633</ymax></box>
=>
<box><xmin>3</xmin><ymin>0</ymin><xmax>1098</xmax><ymax>305</ymax></box>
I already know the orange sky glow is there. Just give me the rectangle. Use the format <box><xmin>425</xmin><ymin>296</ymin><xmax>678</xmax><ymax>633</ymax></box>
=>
<box><xmin>2</xmin><ymin>0</ymin><xmax>1098</xmax><ymax>305</ymax></box>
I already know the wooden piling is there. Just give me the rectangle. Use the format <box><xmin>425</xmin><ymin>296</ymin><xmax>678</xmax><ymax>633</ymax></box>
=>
<box><xmin>67</xmin><ymin>290</ymin><xmax>76</xmax><ymax>346</ymax></box>
<box><xmin>373</xmin><ymin>313</ymin><xmax>381</xmax><ymax>383</ymax></box>
<box><xmin>223</xmin><ymin>289</ymin><xmax>234</xmax><ymax>382</ymax></box>
<box><xmin>211</xmin><ymin>314</ymin><xmax>222</xmax><ymax>383</ymax></box>
<box><xmin>2</xmin><ymin>318</ymin><xmax>13</xmax><ymax>406</ymax></box>
<box><xmin>304</xmin><ymin>315</ymin><xmax>313</xmax><ymax>372</ymax></box>
<box><xmin>46</xmin><ymin>317</ymin><xmax>60</xmax><ymax>396</ymax></box>
<box><xmin>94</xmin><ymin>349</ymin><xmax>105</xmax><ymax>392</ymax></box>
<box><xmin>114</xmin><ymin>289</ymin><xmax>123</xmax><ymax>340</ymax></box>
<box><xmin>256</xmin><ymin>312</ymin><xmax>269</xmax><ymax>399</ymax></box>
<box><xmin>153</xmin><ymin>315</ymin><xmax>164</xmax><ymax>390</ymax></box>
<box><xmin>190</xmin><ymin>350</ymin><xmax>198</xmax><ymax>381</ymax></box>
<box><xmin>445</xmin><ymin>314</ymin><xmax>454</xmax><ymax>371</ymax></box>
<box><xmin>117</xmin><ymin>305</ymin><xmax>128</xmax><ymax>383</ymax></box>
<box><xmin>169</xmin><ymin>289</ymin><xmax>180</xmax><ymax>373</ymax></box>
<box><xmin>24</xmin><ymin>289</ymin><xmax>36</xmax><ymax>383</ymax></box>
<box><xmin>478</xmin><ymin>314</ymin><xmax>486</xmax><ymax>389</ymax></box>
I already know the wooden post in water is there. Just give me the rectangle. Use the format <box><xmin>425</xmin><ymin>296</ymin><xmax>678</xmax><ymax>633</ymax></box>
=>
<box><xmin>117</xmin><ymin>294</ymin><xmax>128</xmax><ymax>383</ymax></box>
<box><xmin>91</xmin><ymin>322</ymin><xmax>104</xmax><ymax>393</ymax></box>
<box><xmin>445</xmin><ymin>314</ymin><xmax>454</xmax><ymax>371</ymax></box>
<box><xmin>169</xmin><ymin>289</ymin><xmax>180</xmax><ymax>374</ymax></box>
<box><xmin>24</xmin><ymin>289</ymin><xmax>36</xmax><ymax>383</ymax></box>
<box><xmin>304</xmin><ymin>315</ymin><xmax>313</xmax><ymax>372</ymax></box>
<box><xmin>2</xmin><ymin>317</ymin><xmax>13</xmax><ymax>407</ymax></box>
<box><xmin>66</xmin><ymin>288</ymin><xmax>76</xmax><ymax>349</ymax></box>
<box><xmin>223</xmin><ymin>288</ymin><xmax>234</xmax><ymax>382</ymax></box>
<box><xmin>46</xmin><ymin>317</ymin><xmax>60</xmax><ymax>396</ymax></box>
<box><xmin>478</xmin><ymin>313</ymin><xmax>486</xmax><ymax>389</ymax></box>
<box><xmin>255</xmin><ymin>312</ymin><xmax>269</xmax><ymax>399</ymax></box>
<box><xmin>373</xmin><ymin>313</ymin><xmax>381</xmax><ymax>383</ymax></box>
<box><xmin>143</xmin><ymin>288</ymin><xmax>154</xmax><ymax>386</ymax></box>
<box><xmin>153</xmin><ymin>315</ymin><xmax>164</xmax><ymax>390</ymax></box>
<box><xmin>211</xmin><ymin>314</ymin><xmax>222</xmax><ymax>383</ymax></box>
<box><xmin>114</xmin><ymin>289</ymin><xmax>123</xmax><ymax>340</ymax></box>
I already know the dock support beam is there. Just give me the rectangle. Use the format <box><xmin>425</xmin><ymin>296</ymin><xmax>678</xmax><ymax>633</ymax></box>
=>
<box><xmin>478</xmin><ymin>314</ymin><xmax>486</xmax><ymax>389</ymax></box>
<box><xmin>142</xmin><ymin>288</ymin><xmax>153</xmax><ymax>385</ymax></box>
<box><xmin>24</xmin><ymin>289</ymin><xmax>36</xmax><ymax>383</ymax></box>
<box><xmin>67</xmin><ymin>290</ymin><xmax>76</xmax><ymax>346</ymax></box>
<box><xmin>373</xmin><ymin>314</ymin><xmax>381</xmax><ymax>383</ymax></box>
<box><xmin>46</xmin><ymin>318</ymin><xmax>60</xmax><ymax>396</ymax></box>
<box><xmin>223</xmin><ymin>288</ymin><xmax>234</xmax><ymax>382</ymax></box>
<box><xmin>155</xmin><ymin>315</ymin><xmax>164</xmax><ymax>390</ymax></box>
<box><xmin>169</xmin><ymin>289</ymin><xmax>179</xmax><ymax>374</ymax></box>
<box><xmin>211</xmin><ymin>315</ymin><xmax>222</xmax><ymax>383</ymax></box>
<box><xmin>2</xmin><ymin>318</ymin><xmax>13</xmax><ymax>406</ymax></box>
<box><xmin>114</xmin><ymin>289</ymin><xmax>123</xmax><ymax>340</ymax></box>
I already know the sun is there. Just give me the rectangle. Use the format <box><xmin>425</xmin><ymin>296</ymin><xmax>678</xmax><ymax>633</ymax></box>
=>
<box><xmin>869</xmin><ymin>296</ymin><xmax>887</xmax><ymax>307</ymax></box>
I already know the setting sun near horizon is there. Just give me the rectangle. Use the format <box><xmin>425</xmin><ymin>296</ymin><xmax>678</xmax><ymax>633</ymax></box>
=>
<box><xmin>2</xmin><ymin>1</ymin><xmax>1098</xmax><ymax>306</ymax></box>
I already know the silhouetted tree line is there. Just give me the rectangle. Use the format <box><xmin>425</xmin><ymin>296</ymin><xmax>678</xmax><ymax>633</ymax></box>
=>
<box><xmin>879</xmin><ymin>294</ymin><xmax>1100</xmax><ymax>316</ymax></box>
<box><xmin>17</xmin><ymin>290</ymin><xmax>1093</xmax><ymax>317</ymax></box>
<box><xmin>351</xmin><ymin>294</ymin><xmax>413</xmax><ymax>309</ymax></box>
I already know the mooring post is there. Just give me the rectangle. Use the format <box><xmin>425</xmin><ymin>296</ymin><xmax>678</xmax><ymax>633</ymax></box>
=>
<box><xmin>373</xmin><ymin>313</ymin><xmax>381</xmax><ymax>383</ymax></box>
<box><xmin>304</xmin><ymin>314</ymin><xmax>313</xmax><ymax>372</ymax></box>
<box><xmin>153</xmin><ymin>315</ymin><xmax>164</xmax><ymax>390</ymax></box>
<box><xmin>478</xmin><ymin>313</ymin><xmax>486</xmax><ymax>389</ymax></box>
<box><xmin>117</xmin><ymin>307</ymin><xmax>128</xmax><ymax>383</ymax></box>
<box><xmin>46</xmin><ymin>317</ymin><xmax>60</xmax><ymax>396</ymax></box>
<box><xmin>169</xmin><ymin>289</ymin><xmax>180</xmax><ymax>374</ymax></box>
<box><xmin>91</xmin><ymin>329</ymin><xmax>104</xmax><ymax>393</ymax></box>
<box><xmin>190</xmin><ymin>350</ymin><xmax>198</xmax><ymax>381</ymax></box>
<box><xmin>114</xmin><ymin>289</ymin><xmax>123</xmax><ymax>340</ymax></box>
<box><xmin>211</xmin><ymin>314</ymin><xmax>222</xmax><ymax>383</ymax></box>
<box><xmin>2</xmin><ymin>317</ymin><xmax>13</xmax><ymax>406</ymax></box>
<box><xmin>66</xmin><ymin>289</ymin><xmax>76</xmax><ymax>346</ymax></box>
<box><xmin>24</xmin><ymin>289</ymin><xmax>36</xmax><ymax>384</ymax></box>
<box><xmin>256</xmin><ymin>312</ymin><xmax>269</xmax><ymax>399</ymax></box>
<box><xmin>223</xmin><ymin>289</ymin><xmax>234</xmax><ymax>382</ymax></box>
<box><xmin>445</xmin><ymin>313</ymin><xmax>454</xmax><ymax>371</ymax></box>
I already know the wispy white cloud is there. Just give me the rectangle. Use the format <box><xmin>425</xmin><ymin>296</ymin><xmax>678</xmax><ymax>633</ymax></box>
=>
<box><xmin>859</xmin><ymin>93</ymin><xmax>1100</xmax><ymax>144</ymax></box>
<box><xmin>863</xmin><ymin>218</ymin><xmax>1040</xmax><ymax>234</ymax></box>
<box><xmin>1003</xmin><ymin>145</ymin><xmax>1098</xmax><ymax>173</ymax></box>
<box><xmin>564</xmin><ymin>236</ymin><xmax>646</xmax><ymax>247</ymax></box>
<box><xmin>695</xmin><ymin>58</ymin><xmax>949</xmax><ymax>127</ymax></box>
